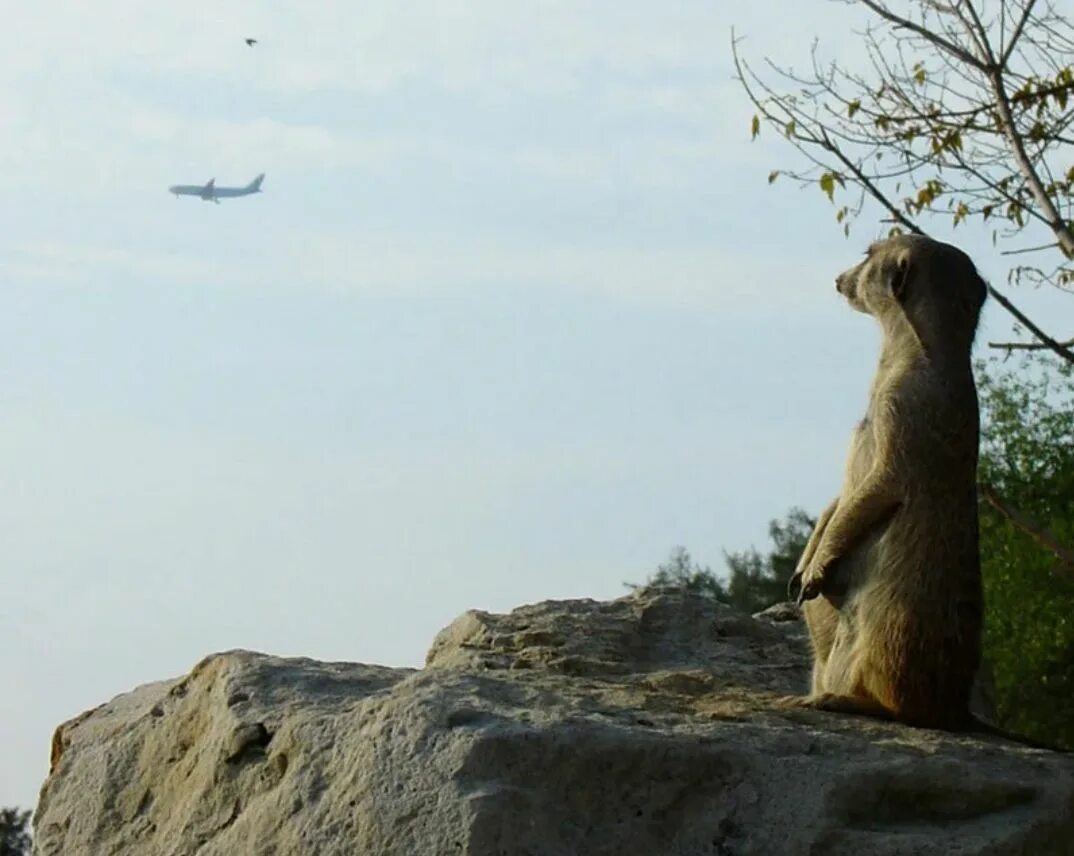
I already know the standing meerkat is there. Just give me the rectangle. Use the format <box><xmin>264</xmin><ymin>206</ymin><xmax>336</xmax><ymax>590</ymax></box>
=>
<box><xmin>787</xmin><ymin>233</ymin><xmax>987</xmax><ymax>731</ymax></box>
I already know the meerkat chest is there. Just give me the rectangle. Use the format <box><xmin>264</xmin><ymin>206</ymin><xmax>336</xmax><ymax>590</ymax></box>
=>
<box><xmin>844</xmin><ymin>407</ymin><xmax>878</xmax><ymax>486</ymax></box>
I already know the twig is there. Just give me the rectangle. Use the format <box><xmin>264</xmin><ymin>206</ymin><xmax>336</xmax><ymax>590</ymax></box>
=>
<box><xmin>730</xmin><ymin>16</ymin><xmax>1074</xmax><ymax>365</ymax></box>
<box><xmin>820</xmin><ymin>132</ymin><xmax>926</xmax><ymax>235</ymax></box>
<box><xmin>1000</xmin><ymin>0</ymin><xmax>1040</xmax><ymax>68</ymax></box>
<box><xmin>987</xmin><ymin>67</ymin><xmax>1074</xmax><ymax>258</ymax></box>
<box><xmin>979</xmin><ymin>483</ymin><xmax>1074</xmax><ymax>573</ymax></box>
<box><xmin>858</xmin><ymin>0</ymin><xmax>987</xmax><ymax>69</ymax></box>
<box><xmin>984</xmin><ymin>285</ymin><xmax>1074</xmax><ymax>363</ymax></box>
<box><xmin>1000</xmin><ymin>241</ymin><xmax>1061</xmax><ymax>256</ymax></box>
<box><xmin>988</xmin><ymin>335</ymin><xmax>1074</xmax><ymax>351</ymax></box>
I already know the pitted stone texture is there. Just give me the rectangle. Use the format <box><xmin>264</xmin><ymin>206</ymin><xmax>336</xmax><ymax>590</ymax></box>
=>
<box><xmin>34</xmin><ymin>591</ymin><xmax>1074</xmax><ymax>855</ymax></box>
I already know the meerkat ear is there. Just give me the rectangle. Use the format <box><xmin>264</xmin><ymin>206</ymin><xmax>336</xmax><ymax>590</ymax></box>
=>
<box><xmin>890</xmin><ymin>256</ymin><xmax>913</xmax><ymax>303</ymax></box>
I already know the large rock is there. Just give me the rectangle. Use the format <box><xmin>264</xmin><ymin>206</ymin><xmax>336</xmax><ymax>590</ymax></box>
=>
<box><xmin>34</xmin><ymin>590</ymin><xmax>1074</xmax><ymax>855</ymax></box>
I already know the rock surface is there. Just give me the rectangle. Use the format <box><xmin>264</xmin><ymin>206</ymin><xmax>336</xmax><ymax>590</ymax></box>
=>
<box><xmin>34</xmin><ymin>590</ymin><xmax>1074</xmax><ymax>855</ymax></box>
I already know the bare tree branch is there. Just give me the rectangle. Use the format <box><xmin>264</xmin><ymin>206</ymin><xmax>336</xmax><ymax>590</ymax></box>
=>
<box><xmin>988</xmin><ymin>335</ymin><xmax>1074</xmax><ymax>351</ymax></box>
<box><xmin>1000</xmin><ymin>241</ymin><xmax>1060</xmax><ymax>255</ymax></box>
<box><xmin>819</xmin><ymin>132</ymin><xmax>926</xmax><ymax>234</ymax></box>
<box><xmin>1001</xmin><ymin>0</ymin><xmax>1040</xmax><ymax>67</ymax></box>
<box><xmin>955</xmin><ymin>0</ymin><xmax>997</xmax><ymax>66</ymax></box>
<box><xmin>984</xmin><ymin>285</ymin><xmax>1074</xmax><ymax>363</ymax></box>
<box><xmin>732</xmin><ymin>4</ymin><xmax>1074</xmax><ymax>362</ymax></box>
<box><xmin>979</xmin><ymin>482</ymin><xmax>1074</xmax><ymax>574</ymax></box>
<box><xmin>858</xmin><ymin>0</ymin><xmax>988</xmax><ymax>69</ymax></box>
<box><xmin>988</xmin><ymin>65</ymin><xmax>1074</xmax><ymax>256</ymax></box>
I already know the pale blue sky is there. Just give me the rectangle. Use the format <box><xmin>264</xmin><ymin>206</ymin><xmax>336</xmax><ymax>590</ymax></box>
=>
<box><xmin>2</xmin><ymin>1</ymin><xmax>1068</xmax><ymax>808</ymax></box>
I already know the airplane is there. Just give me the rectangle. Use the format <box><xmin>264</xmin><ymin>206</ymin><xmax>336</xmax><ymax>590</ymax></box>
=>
<box><xmin>168</xmin><ymin>173</ymin><xmax>265</xmax><ymax>203</ymax></box>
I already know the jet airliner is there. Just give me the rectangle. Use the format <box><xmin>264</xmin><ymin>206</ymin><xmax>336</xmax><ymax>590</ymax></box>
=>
<box><xmin>168</xmin><ymin>173</ymin><xmax>265</xmax><ymax>203</ymax></box>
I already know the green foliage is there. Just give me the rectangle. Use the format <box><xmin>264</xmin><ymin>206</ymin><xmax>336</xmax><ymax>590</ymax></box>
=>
<box><xmin>722</xmin><ymin>508</ymin><xmax>815</xmax><ymax>614</ymax></box>
<box><xmin>628</xmin><ymin>508</ymin><xmax>815</xmax><ymax>614</ymax></box>
<box><xmin>978</xmin><ymin>354</ymin><xmax>1074</xmax><ymax>748</ymax></box>
<box><xmin>0</xmin><ymin>807</ymin><xmax>31</xmax><ymax>856</ymax></box>
<box><xmin>627</xmin><ymin>546</ymin><xmax>729</xmax><ymax>602</ymax></box>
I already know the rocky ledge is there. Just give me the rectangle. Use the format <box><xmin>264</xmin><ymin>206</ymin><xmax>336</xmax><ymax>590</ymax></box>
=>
<box><xmin>34</xmin><ymin>591</ymin><xmax>1074</xmax><ymax>855</ymax></box>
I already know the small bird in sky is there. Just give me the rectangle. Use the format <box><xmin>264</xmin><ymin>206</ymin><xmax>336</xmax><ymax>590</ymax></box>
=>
<box><xmin>245</xmin><ymin>38</ymin><xmax>258</xmax><ymax>47</ymax></box>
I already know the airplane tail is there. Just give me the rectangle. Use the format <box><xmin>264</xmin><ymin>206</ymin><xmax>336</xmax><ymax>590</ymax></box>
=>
<box><xmin>246</xmin><ymin>173</ymin><xmax>266</xmax><ymax>192</ymax></box>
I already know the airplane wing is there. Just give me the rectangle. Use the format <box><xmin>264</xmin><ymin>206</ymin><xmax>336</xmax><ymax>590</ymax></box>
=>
<box><xmin>199</xmin><ymin>178</ymin><xmax>220</xmax><ymax>204</ymax></box>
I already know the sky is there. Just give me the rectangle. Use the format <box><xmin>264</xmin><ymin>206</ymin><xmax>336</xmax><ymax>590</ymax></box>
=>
<box><xmin>2</xmin><ymin>0</ymin><xmax>1070</xmax><ymax>809</ymax></box>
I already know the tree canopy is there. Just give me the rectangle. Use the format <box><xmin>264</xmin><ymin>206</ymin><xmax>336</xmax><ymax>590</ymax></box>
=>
<box><xmin>735</xmin><ymin>0</ymin><xmax>1074</xmax><ymax>362</ymax></box>
<box><xmin>628</xmin><ymin>508</ymin><xmax>813</xmax><ymax>615</ymax></box>
<box><xmin>977</xmin><ymin>354</ymin><xmax>1074</xmax><ymax>746</ymax></box>
<box><xmin>0</xmin><ymin>808</ymin><xmax>31</xmax><ymax>856</ymax></box>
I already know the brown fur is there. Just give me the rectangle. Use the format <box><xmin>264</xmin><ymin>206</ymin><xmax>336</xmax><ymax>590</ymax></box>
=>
<box><xmin>786</xmin><ymin>234</ymin><xmax>987</xmax><ymax>731</ymax></box>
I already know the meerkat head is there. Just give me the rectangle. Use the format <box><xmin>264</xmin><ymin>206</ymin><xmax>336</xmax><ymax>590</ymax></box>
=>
<box><xmin>835</xmin><ymin>234</ymin><xmax>987</xmax><ymax>351</ymax></box>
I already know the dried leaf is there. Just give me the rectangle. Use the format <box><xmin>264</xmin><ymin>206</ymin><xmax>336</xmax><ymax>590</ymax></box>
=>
<box><xmin>819</xmin><ymin>172</ymin><xmax>835</xmax><ymax>202</ymax></box>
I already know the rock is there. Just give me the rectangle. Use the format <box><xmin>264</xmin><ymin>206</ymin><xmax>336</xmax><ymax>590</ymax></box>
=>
<box><xmin>33</xmin><ymin>591</ymin><xmax>1074</xmax><ymax>855</ymax></box>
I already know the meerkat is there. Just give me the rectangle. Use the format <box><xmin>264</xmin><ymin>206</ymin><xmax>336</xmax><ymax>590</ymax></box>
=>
<box><xmin>786</xmin><ymin>233</ymin><xmax>988</xmax><ymax>731</ymax></box>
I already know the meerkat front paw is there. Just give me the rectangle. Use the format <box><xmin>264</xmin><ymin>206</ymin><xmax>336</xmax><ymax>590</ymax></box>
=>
<box><xmin>787</xmin><ymin>569</ymin><xmax>804</xmax><ymax>602</ymax></box>
<box><xmin>789</xmin><ymin>559</ymin><xmax>829</xmax><ymax>606</ymax></box>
